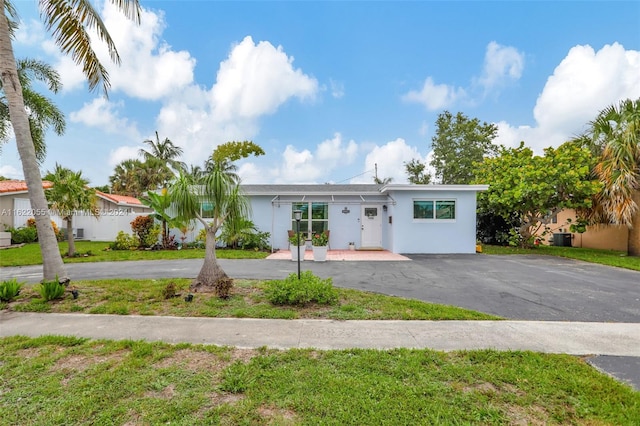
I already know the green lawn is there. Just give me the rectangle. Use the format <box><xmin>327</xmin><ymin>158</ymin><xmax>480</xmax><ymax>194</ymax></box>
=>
<box><xmin>2</xmin><ymin>278</ymin><xmax>498</xmax><ymax>321</ymax></box>
<box><xmin>0</xmin><ymin>241</ymin><xmax>268</xmax><ymax>267</ymax></box>
<box><xmin>481</xmin><ymin>244</ymin><xmax>640</xmax><ymax>271</ymax></box>
<box><xmin>1</xmin><ymin>336</ymin><xmax>637</xmax><ymax>425</ymax></box>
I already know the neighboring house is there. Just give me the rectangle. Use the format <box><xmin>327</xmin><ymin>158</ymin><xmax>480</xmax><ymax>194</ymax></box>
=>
<box><xmin>0</xmin><ymin>180</ymin><xmax>151</xmax><ymax>241</ymax></box>
<box><xmin>537</xmin><ymin>208</ymin><xmax>627</xmax><ymax>251</ymax></box>
<box><xmin>241</xmin><ymin>184</ymin><xmax>487</xmax><ymax>254</ymax></box>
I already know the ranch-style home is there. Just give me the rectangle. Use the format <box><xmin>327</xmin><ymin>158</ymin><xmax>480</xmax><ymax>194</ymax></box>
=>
<box><xmin>0</xmin><ymin>180</ymin><xmax>151</xmax><ymax>242</ymax></box>
<box><xmin>242</xmin><ymin>184</ymin><xmax>488</xmax><ymax>254</ymax></box>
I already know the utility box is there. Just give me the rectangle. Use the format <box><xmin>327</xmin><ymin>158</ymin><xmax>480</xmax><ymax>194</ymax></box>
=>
<box><xmin>0</xmin><ymin>231</ymin><xmax>11</xmax><ymax>247</ymax></box>
<box><xmin>553</xmin><ymin>233</ymin><xmax>572</xmax><ymax>247</ymax></box>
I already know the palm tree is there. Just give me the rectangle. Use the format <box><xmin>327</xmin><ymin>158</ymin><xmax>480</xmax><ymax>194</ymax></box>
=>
<box><xmin>585</xmin><ymin>98</ymin><xmax>640</xmax><ymax>256</ymax></box>
<box><xmin>139</xmin><ymin>131</ymin><xmax>186</xmax><ymax>176</ymax></box>
<box><xmin>1</xmin><ymin>58</ymin><xmax>65</xmax><ymax>163</ymax></box>
<box><xmin>109</xmin><ymin>158</ymin><xmax>173</xmax><ymax>197</ymax></box>
<box><xmin>0</xmin><ymin>0</ymin><xmax>140</xmax><ymax>282</ymax></box>
<box><xmin>44</xmin><ymin>164</ymin><xmax>98</xmax><ymax>257</ymax></box>
<box><xmin>169</xmin><ymin>141</ymin><xmax>263</xmax><ymax>298</ymax></box>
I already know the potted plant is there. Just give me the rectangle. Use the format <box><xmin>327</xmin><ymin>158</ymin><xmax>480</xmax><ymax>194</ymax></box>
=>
<box><xmin>289</xmin><ymin>232</ymin><xmax>305</xmax><ymax>262</ymax></box>
<box><xmin>348</xmin><ymin>241</ymin><xmax>356</xmax><ymax>251</ymax></box>
<box><xmin>311</xmin><ymin>231</ymin><xmax>329</xmax><ymax>262</ymax></box>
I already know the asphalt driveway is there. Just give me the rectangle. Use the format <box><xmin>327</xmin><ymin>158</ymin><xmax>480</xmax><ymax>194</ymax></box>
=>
<box><xmin>3</xmin><ymin>254</ymin><xmax>639</xmax><ymax>323</ymax></box>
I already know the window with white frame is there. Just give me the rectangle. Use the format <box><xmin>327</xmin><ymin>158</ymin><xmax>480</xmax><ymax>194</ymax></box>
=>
<box><xmin>413</xmin><ymin>199</ymin><xmax>456</xmax><ymax>220</ymax></box>
<box><xmin>292</xmin><ymin>202</ymin><xmax>328</xmax><ymax>237</ymax></box>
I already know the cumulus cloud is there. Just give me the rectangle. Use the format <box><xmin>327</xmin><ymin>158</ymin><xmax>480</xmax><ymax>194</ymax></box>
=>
<box><xmin>108</xmin><ymin>145</ymin><xmax>142</xmax><ymax>167</ymax></box>
<box><xmin>476</xmin><ymin>41</ymin><xmax>525</xmax><ymax>92</ymax></box>
<box><xmin>70</xmin><ymin>98</ymin><xmax>140</xmax><ymax>139</ymax></box>
<box><xmin>402</xmin><ymin>77</ymin><xmax>466</xmax><ymax>111</ymax></box>
<box><xmin>351</xmin><ymin>138</ymin><xmax>427</xmax><ymax>184</ymax></box>
<box><xmin>329</xmin><ymin>79</ymin><xmax>345</xmax><ymax>98</ymax></box>
<box><xmin>0</xmin><ymin>164</ymin><xmax>23</xmax><ymax>179</ymax></box>
<box><xmin>210</xmin><ymin>36</ymin><xmax>318</xmax><ymax>121</ymax></box>
<box><xmin>404</xmin><ymin>41</ymin><xmax>524</xmax><ymax>110</ymax></box>
<box><xmin>496</xmin><ymin>43</ymin><xmax>640</xmax><ymax>152</ymax></box>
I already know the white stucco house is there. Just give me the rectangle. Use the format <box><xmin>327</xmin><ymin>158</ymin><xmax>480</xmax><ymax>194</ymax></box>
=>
<box><xmin>242</xmin><ymin>184</ymin><xmax>488</xmax><ymax>254</ymax></box>
<box><xmin>0</xmin><ymin>180</ymin><xmax>151</xmax><ymax>241</ymax></box>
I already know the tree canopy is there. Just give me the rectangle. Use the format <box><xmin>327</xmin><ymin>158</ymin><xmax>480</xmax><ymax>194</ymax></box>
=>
<box><xmin>474</xmin><ymin>141</ymin><xmax>601</xmax><ymax>247</ymax></box>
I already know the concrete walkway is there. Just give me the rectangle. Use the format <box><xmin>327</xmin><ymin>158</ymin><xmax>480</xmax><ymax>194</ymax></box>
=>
<box><xmin>2</xmin><ymin>312</ymin><xmax>639</xmax><ymax>356</ymax></box>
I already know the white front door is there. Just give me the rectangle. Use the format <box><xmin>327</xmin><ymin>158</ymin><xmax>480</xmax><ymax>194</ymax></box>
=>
<box><xmin>360</xmin><ymin>205</ymin><xmax>382</xmax><ymax>248</ymax></box>
<box><xmin>13</xmin><ymin>198</ymin><xmax>32</xmax><ymax>228</ymax></box>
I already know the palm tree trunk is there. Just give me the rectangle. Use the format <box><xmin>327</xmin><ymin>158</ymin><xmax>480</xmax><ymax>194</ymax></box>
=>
<box><xmin>190</xmin><ymin>226</ymin><xmax>232</xmax><ymax>297</ymax></box>
<box><xmin>628</xmin><ymin>190</ymin><xmax>640</xmax><ymax>257</ymax></box>
<box><xmin>66</xmin><ymin>217</ymin><xmax>76</xmax><ymax>257</ymax></box>
<box><xmin>0</xmin><ymin>5</ymin><xmax>68</xmax><ymax>282</ymax></box>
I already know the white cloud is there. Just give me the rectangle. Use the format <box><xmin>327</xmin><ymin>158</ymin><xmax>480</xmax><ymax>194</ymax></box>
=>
<box><xmin>351</xmin><ymin>138</ymin><xmax>427</xmax><ymax>184</ymax></box>
<box><xmin>108</xmin><ymin>145</ymin><xmax>142</xmax><ymax>167</ymax></box>
<box><xmin>156</xmin><ymin>35</ymin><xmax>320</xmax><ymax>166</ymax></box>
<box><xmin>14</xmin><ymin>19</ymin><xmax>46</xmax><ymax>46</ymax></box>
<box><xmin>497</xmin><ymin>43</ymin><xmax>640</xmax><ymax>153</ymax></box>
<box><xmin>402</xmin><ymin>77</ymin><xmax>466</xmax><ymax>111</ymax></box>
<box><xmin>210</xmin><ymin>36</ymin><xmax>318</xmax><ymax>121</ymax></box>
<box><xmin>70</xmin><ymin>98</ymin><xmax>140</xmax><ymax>139</ymax></box>
<box><xmin>0</xmin><ymin>164</ymin><xmax>23</xmax><ymax>179</ymax></box>
<box><xmin>476</xmin><ymin>41</ymin><xmax>524</xmax><ymax>92</ymax></box>
<box><xmin>329</xmin><ymin>79</ymin><xmax>345</xmax><ymax>98</ymax></box>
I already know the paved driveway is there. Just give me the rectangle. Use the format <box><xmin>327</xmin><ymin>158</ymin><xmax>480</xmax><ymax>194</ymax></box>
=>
<box><xmin>4</xmin><ymin>254</ymin><xmax>639</xmax><ymax>323</ymax></box>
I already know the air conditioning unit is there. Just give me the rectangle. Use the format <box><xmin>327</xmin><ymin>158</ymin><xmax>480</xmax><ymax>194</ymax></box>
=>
<box><xmin>75</xmin><ymin>228</ymin><xmax>84</xmax><ymax>239</ymax></box>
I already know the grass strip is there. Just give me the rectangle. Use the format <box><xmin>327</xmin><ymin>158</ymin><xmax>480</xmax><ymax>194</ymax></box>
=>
<box><xmin>1</xmin><ymin>336</ymin><xmax>637</xmax><ymax>425</ymax></box>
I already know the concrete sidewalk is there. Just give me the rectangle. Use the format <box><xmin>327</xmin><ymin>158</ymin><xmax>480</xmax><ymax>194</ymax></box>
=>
<box><xmin>2</xmin><ymin>312</ymin><xmax>639</xmax><ymax>356</ymax></box>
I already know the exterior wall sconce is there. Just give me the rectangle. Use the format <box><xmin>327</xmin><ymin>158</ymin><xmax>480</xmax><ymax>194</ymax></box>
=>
<box><xmin>383</xmin><ymin>205</ymin><xmax>388</xmax><ymax>212</ymax></box>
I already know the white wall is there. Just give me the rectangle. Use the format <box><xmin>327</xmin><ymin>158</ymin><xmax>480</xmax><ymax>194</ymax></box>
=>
<box><xmin>387</xmin><ymin>190</ymin><xmax>479</xmax><ymax>254</ymax></box>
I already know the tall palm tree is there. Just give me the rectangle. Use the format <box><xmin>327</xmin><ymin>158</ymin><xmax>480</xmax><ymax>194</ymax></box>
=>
<box><xmin>44</xmin><ymin>164</ymin><xmax>98</xmax><ymax>257</ymax></box>
<box><xmin>109</xmin><ymin>157</ymin><xmax>173</xmax><ymax>197</ymax></box>
<box><xmin>1</xmin><ymin>58</ymin><xmax>65</xmax><ymax>163</ymax></box>
<box><xmin>587</xmin><ymin>98</ymin><xmax>640</xmax><ymax>256</ymax></box>
<box><xmin>139</xmin><ymin>131</ymin><xmax>186</xmax><ymax>176</ymax></box>
<box><xmin>0</xmin><ymin>0</ymin><xmax>140</xmax><ymax>282</ymax></box>
<box><xmin>169</xmin><ymin>141</ymin><xmax>263</xmax><ymax>298</ymax></box>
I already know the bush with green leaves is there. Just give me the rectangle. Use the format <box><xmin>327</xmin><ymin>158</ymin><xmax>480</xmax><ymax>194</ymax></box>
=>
<box><xmin>0</xmin><ymin>279</ymin><xmax>23</xmax><ymax>302</ymax></box>
<box><xmin>109</xmin><ymin>231</ymin><xmax>139</xmax><ymax>250</ymax></box>
<box><xmin>38</xmin><ymin>280</ymin><xmax>66</xmax><ymax>301</ymax></box>
<box><xmin>264</xmin><ymin>271</ymin><xmax>339</xmax><ymax>306</ymax></box>
<box><xmin>130</xmin><ymin>215</ymin><xmax>160</xmax><ymax>248</ymax></box>
<box><xmin>7</xmin><ymin>226</ymin><xmax>38</xmax><ymax>244</ymax></box>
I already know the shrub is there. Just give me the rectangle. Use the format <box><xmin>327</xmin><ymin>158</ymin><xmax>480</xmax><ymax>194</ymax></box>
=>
<box><xmin>109</xmin><ymin>231</ymin><xmax>139</xmax><ymax>250</ymax></box>
<box><xmin>8</xmin><ymin>226</ymin><xmax>37</xmax><ymax>244</ymax></box>
<box><xmin>264</xmin><ymin>271</ymin><xmax>338</xmax><ymax>306</ymax></box>
<box><xmin>162</xmin><ymin>282</ymin><xmax>178</xmax><ymax>299</ymax></box>
<box><xmin>26</xmin><ymin>218</ymin><xmax>63</xmax><ymax>241</ymax></box>
<box><xmin>288</xmin><ymin>232</ymin><xmax>305</xmax><ymax>246</ymax></box>
<box><xmin>38</xmin><ymin>280</ymin><xmax>66</xmax><ymax>301</ymax></box>
<box><xmin>130</xmin><ymin>215</ymin><xmax>159</xmax><ymax>248</ymax></box>
<box><xmin>0</xmin><ymin>279</ymin><xmax>23</xmax><ymax>302</ymax></box>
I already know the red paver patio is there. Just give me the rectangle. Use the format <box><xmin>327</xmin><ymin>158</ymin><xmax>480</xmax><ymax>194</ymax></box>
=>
<box><xmin>266</xmin><ymin>249</ymin><xmax>410</xmax><ymax>261</ymax></box>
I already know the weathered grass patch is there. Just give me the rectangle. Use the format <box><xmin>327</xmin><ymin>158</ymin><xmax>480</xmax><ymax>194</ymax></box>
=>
<box><xmin>4</xmin><ymin>278</ymin><xmax>498</xmax><ymax>320</ymax></box>
<box><xmin>1</xmin><ymin>337</ymin><xmax>637</xmax><ymax>425</ymax></box>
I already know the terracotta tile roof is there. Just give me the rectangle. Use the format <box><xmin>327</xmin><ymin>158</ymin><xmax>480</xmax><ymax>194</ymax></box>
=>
<box><xmin>0</xmin><ymin>179</ymin><xmax>53</xmax><ymax>193</ymax></box>
<box><xmin>96</xmin><ymin>191</ymin><xmax>143</xmax><ymax>206</ymax></box>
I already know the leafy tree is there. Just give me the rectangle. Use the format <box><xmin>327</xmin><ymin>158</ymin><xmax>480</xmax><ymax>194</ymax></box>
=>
<box><xmin>1</xmin><ymin>58</ymin><xmax>65</xmax><ymax>163</ymax></box>
<box><xmin>404</xmin><ymin>158</ymin><xmax>431</xmax><ymax>184</ymax></box>
<box><xmin>44</xmin><ymin>164</ymin><xmax>98</xmax><ymax>257</ymax></box>
<box><xmin>0</xmin><ymin>0</ymin><xmax>140</xmax><ymax>282</ymax></box>
<box><xmin>430</xmin><ymin>111</ymin><xmax>499</xmax><ymax>184</ymax></box>
<box><xmin>574</xmin><ymin>98</ymin><xmax>640</xmax><ymax>256</ymax></box>
<box><xmin>109</xmin><ymin>158</ymin><xmax>172</xmax><ymax>198</ymax></box>
<box><xmin>169</xmin><ymin>141</ymin><xmax>264</xmax><ymax>298</ymax></box>
<box><xmin>474</xmin><ymin>142</ymin><xmax>601</xmax><ymax>247</ymax></box>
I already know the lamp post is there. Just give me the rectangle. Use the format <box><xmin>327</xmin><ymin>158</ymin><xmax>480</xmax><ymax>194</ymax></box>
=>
<box><xmin>293</xmin><ymin>209</ymin><xmax>302</xmax><ymax>279</ymax></box>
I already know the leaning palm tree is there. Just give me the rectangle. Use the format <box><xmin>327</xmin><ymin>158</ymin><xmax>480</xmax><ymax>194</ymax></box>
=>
<box><xmin>44</xmin><ymin>164</ymin><xmax>98</xmax><ymax>257</ymax></box>
<box><xmin>0</xmin><ymin>0</ymin><xmax>140</xmax><ymax>282</ymax></box>
<box><xmin>169</xmin><ymin>141</ymin><xmax>264</xmax><ymax>298</ymax></box>
<box><xmin>139</xmin><ymin>131</ymin><xmax>186</xmax><ymax>177</ymax></box>
<box><xmin>580</xmin><ymin>98</ymin><xmax>640</xmax><ymax>256</ymax></box>
<box><xmin>0</xmin><ymin>58</ymin><xmax>65</xmax><ymax>163</ymax></box>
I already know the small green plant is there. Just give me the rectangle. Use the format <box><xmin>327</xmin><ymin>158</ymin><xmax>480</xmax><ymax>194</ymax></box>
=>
<box><xmin>7</xmin><ymin>226</ymin><xmax>38</xmax><ymax>244</ymax></box>
<box><xmin>0</xmin><ymin>279</ymin><xmax>23</xmax><ymax>302</ymax></box>
<box><xmin>311</xmin><ymin>231</ymin><xmax>329</xmax><ymax>246</ymax></box>
<box><xmin>264</xmin><ymin>271</ymin><xmax>338</xmax><ymax>306</ymax></box>
<box><xmin>38</xmin><ymin>280</ymin><xmax>66</xmax><ymax>301</ymax></box>
<box><xmin>288</xmin><ymin>232</ymin><xmax>305</xmax><ymax>246</ymax></box>
<box><xmin>110</xmin><ymin>231</ymin><xmax>139</xmax><ymax>250</ymax></box>
<box><xmin>219</xmin><ymin>360</ymin><xmax>254</xmax><ymax>393</ymax></box>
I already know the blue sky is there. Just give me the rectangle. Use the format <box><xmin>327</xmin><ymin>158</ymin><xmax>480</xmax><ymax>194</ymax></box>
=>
<box><xmin>2</xmin><ymin>0</ymin><xmax>639</xmax><ymax>187</ymax></box>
